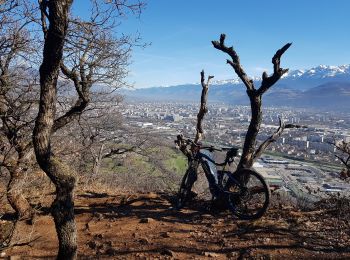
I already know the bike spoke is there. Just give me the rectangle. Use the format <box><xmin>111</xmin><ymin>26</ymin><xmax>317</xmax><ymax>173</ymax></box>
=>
<box><xmin>225</xmin><ymin>169</ymin><xmax>270</xmax><ymax>220</ymax></box>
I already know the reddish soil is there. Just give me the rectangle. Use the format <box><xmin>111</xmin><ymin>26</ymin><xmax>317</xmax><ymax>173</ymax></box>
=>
<box><xmin>1</xmin><ymin>191</ymin><xmax>350</xmax><ymax>259</ymax></box>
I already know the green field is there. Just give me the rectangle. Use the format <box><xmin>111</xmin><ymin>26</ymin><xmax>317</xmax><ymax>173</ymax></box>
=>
<box><xmin>99</xmin><ymin>145</ymin><xmax>187</xmax><ymax>176</ymax></box>
<box><xmin>165</xmin><ymin>153</ymin><xmax>188</xmax><ymax>176</ymax></box>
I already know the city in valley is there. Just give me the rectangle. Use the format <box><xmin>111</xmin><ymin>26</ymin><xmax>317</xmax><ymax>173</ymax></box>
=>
<box><xmin>120</xmin><ymin>101</ymin><xmax>350</xmax><ymax>202</ymax></box>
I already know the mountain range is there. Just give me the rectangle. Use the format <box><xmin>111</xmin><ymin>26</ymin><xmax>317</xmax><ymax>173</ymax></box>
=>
<box><xmin>123</xmin><ymin>65</ymin><xmax>350</xmax><ymax>110</ymax></box>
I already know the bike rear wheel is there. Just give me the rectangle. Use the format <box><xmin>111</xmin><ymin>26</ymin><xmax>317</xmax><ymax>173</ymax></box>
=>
<box><xmin>225</xmin><ymin>168</ymin><xmax>270</xmax><ymax>220</ymax></box>
<box><xmin>176</xmin><ymin>167</ymin><xmax>197</xmax><ymax>209</ymax></box>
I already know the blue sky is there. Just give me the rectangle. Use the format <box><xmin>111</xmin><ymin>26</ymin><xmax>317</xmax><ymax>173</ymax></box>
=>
<box><xmin>72</xmin><ymin>0</ymin><xmax>350</xmax><ymax>88</ymax></box>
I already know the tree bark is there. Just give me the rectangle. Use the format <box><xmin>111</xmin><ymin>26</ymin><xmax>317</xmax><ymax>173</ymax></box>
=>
<box><xmin>32</xmin><ymin>1</ymin><xmax>77</xmax><ymax>259</ymax></box>
<box><xmin>238</xmin><ymin>92</ymin><xmax>262</xmax><ymax>169</ymax></box>
<box><xmin>92</xmin><ymin>144</ymin><xmax>104</xmax><ymax>176</ymax></box>
<box><xmin>1</xmin><ymin>98</ymin><xmax>34</xmax><ymax>219</ymax></box>
<box><xmin>7</xmin><ymin>166</ymin><xmax>33</xmax><ymax>219</ymax></box>
<box><xmin>194</xmin><ymin>70</ymin><xmax>213</xmax><ymax>144</ymax></box>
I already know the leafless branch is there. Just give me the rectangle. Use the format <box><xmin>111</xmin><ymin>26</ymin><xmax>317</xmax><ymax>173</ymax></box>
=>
<box><xmin>0</xmin><ymin>0</ymin><xmax>18</xmax><ymax>14</ymax></box>
<box><xmin>38</xmin><ymin>0</ymin><xmax>48</xmax><ymax>38</ymax></box>
<box><xmin>335</xmin><ymin>154</ymin><xmax>349</xmax><ymax>168</ymax></box>
<box><xmin>194</xmin><ymin>70</ymin><xmax>213</xmax><ymax>144</ymax></box>
<box><xmin>253</xmin><ymin>118</ymin><xmax>306</xmax><ymax>160</ymax></box>
<box><xmin>102</xmin><ymin>138</ymin><xmax>147</xmax><ymax>159</ymax></box>
<box><xmin>257</xmin><ymin>43</ymin><xmax>292</xmax><ymax>95</ymax></box>
<box><xmin>212</xmin><ymin>34</ymin><xmax>254</xmax><ymax>91</ymax></box>
<box><xmin>175</xmin><ymin>70</ymin><xmax>214</xmax><ymax>162</ymax></box>
<box><xmin>212</xmin><ymin>33</ymin><xmax>291</xmax><ymax>169</ymax></box>
<box><xmin>52</xmin><ymin>2</ymin><xmax>141</xmax><ymax>132</ymax></box>
<box><xmin>103</xmin><ymin>0</ymin><xmax>146</xmax><ymax>17</ymax></box>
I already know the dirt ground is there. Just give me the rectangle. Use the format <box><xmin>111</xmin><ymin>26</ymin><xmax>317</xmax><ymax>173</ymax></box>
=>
<box><xmin>1</xmin><ymin>191</ymin><xmax>350</xmax><ymax>259</ymax></box>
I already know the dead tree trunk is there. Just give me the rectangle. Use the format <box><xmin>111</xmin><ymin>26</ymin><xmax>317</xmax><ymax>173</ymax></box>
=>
<box><xmin>175</xmin><ymin>71</ymin><xmax>214</xmax><ymax>194</ymax></box>
<box><xmin>176</xmin><ymin>70</ymin><xmax>214</xmax><ymax>156</ymax></box>
<box><xmin>194</xmin><ymin>70</ymin><xmax>214</xmax><ymax>144</ymax></box>
<box><xmin>32</xmin><ymin>1</ymin><xmax>77</xmax><ymax>259</ymax></box>
<box><xmin>212</xmin><ymin>34</ymin><xmax>291</xmax><ymax>170</ymax></box>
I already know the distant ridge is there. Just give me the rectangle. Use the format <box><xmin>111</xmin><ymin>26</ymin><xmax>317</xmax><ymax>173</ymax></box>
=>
<box><xmin>123</xmin><ymin>65</ymin><xmax>350</xmax><ymax>110</ymax></box>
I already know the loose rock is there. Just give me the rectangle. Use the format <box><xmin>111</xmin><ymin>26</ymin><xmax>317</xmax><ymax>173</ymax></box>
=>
<box><xmin>160</xmin><ymin>232</ymin><xmax>170</xmax><ymax>238</ymax></box>
<box><xmin>139</xmin><ymin>218</ymin><xmax>154</xmax><ymax>223</ymax></box>
<box><xmin>161</xmin><ymin>249</ymin><xmax>174</xmax><ymax>256</ymax></box>
<box><xmin>139</xmin><ymin>238</ymin><xmax>149</xmax><ymax>245</ymax></box>
<box><xmin>203</xmin><ymin>252</ymin><xmax>219</xmax><ymax>257</ymax></box>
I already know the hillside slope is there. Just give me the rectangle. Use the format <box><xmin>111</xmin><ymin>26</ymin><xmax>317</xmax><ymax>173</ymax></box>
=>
<box><xmin>2</xmin><ymin>192</ymin><xmax>349</xmax><ymax>259</ymax></box>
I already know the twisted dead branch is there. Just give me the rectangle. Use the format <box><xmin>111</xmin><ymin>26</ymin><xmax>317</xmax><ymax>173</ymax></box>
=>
<box><xmin>212</xmin><ymin>34</ymin><xmax>292</xmax><ymax>169</ymax></box>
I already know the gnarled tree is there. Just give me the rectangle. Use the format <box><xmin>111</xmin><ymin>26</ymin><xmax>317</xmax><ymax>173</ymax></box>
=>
<box><xmin>33</xmin><ymin>1</ymin><xmax>77</xmax><ymax>258</ymax></box>
<box><xmin>0</xmin><ymin>1</ymin><xmax>38</xmax><ymax>219</ymax></box>
<box><xmin>32</xmin><ymin>0</ymin><xmax>144</xmax><ymax>258</ymax></box>
<box><xmin>212</xmin><ymin>34</ymin><xmax>292</xmax><ymax>170</ymax></box>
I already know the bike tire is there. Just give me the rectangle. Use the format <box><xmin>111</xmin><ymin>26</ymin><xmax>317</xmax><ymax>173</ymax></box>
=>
<box><xmin>224</xmin><ymin>168</ymin><xmax>270</xmax><ymax>220</ymax></box>
<box><xmin>175</xmin><ymin>167</ymin><xmax>197</xmax><ymax>209</ymax></box>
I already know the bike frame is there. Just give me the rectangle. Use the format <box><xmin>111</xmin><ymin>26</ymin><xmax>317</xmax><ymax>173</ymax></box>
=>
<box><xmin>194</xmin><ymin>148</ymin><xmax>243</xmax><ymax>196</ymax></box>
<box><xmin>176</xmin><ymin>137</ymin><xmax>271</xmax><ymax>220</ymax></box>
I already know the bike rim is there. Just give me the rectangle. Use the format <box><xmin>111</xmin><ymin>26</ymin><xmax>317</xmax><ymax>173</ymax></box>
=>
<box><xmin>227</xmin><ymin>172</ymin><xmax>269</xmax><ymax>219</ymax></box>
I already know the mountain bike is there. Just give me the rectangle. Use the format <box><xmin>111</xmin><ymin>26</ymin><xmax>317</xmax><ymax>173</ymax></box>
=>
<box><xmin>175</xmin><ymin>137</ymin><xmax>271</xmax><ymax>220</ymax></box>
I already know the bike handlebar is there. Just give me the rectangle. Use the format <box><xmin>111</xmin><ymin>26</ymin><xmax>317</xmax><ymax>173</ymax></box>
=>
<box><xmin>175</xmin><ymin>136</ymin><xmax>240</xmax><ymax>157</ymax></box>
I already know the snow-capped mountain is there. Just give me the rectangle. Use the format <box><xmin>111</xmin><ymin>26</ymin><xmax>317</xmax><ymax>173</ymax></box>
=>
<box><xmin>279</xmin><ymin>64</ymin><xmax>350</xmax><ymax>91</ymax></box>
<box><xmin>283</xmin><ymin>64</ymin><xmax>350</xmax><ymax>80</ymax></box>
<box><xmin>212</xmin><ymin>76</ymin><xmax>261</xmax><ymax>85</ymax></box>
<box><xmin>212</xmin><ymin>64</ymin><xmax>350</xmax><ymax>87</ymax></box>
<box><xmin>123</xmin><ymin>64</ymin><xmax>350</xmax><ymax>110</ymax></box>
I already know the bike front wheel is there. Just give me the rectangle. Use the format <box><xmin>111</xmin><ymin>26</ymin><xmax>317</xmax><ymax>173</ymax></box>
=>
<box><xmin>224</xmin><ymin>168</ymin><xmax>270</xmax><ymax>220</ymax></box>
<box><xmin>175</xmin><ymin>167</ymin><xmax>197</xmax><ymax>209</ymax></box>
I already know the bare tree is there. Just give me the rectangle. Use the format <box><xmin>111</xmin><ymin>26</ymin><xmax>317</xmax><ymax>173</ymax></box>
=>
<box><xmin>333</xmin><ymin>140</ymin><xmax>350</xmax><ymax>180</ymax></box>
<box><xmin>32</xmin><ymin>1</ymin><xmax>77</xmax><ymax>258</ymax></box>
<box><xmin>1</xmin><ymin>0</ymin><xmax>143</xmax><ymax>256</ymax></box>
<box><xmin>212</xmin><ymin>34</ymin><xmax>292</xmax><ymax>170</ymax></box>
<box><xmin>32</xmin><ymin>1</ymin><xmax>144</xmax><ymax>258</ymax></box>
<box><xmin>0</xmin><ymin>1</ymin><xmax>38</xmax><ymax>219</ymax></box>
<box><xmin>51</xmin><ymin>0</ymin><xmax>140</xmax><ymax>133</ymax></box>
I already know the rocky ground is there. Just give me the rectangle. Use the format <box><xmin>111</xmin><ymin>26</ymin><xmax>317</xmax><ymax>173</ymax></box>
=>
<box><xmin>1</xmin><ymin>191</ymin><xmax>350</xmax><ymax>259</ymax></box>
